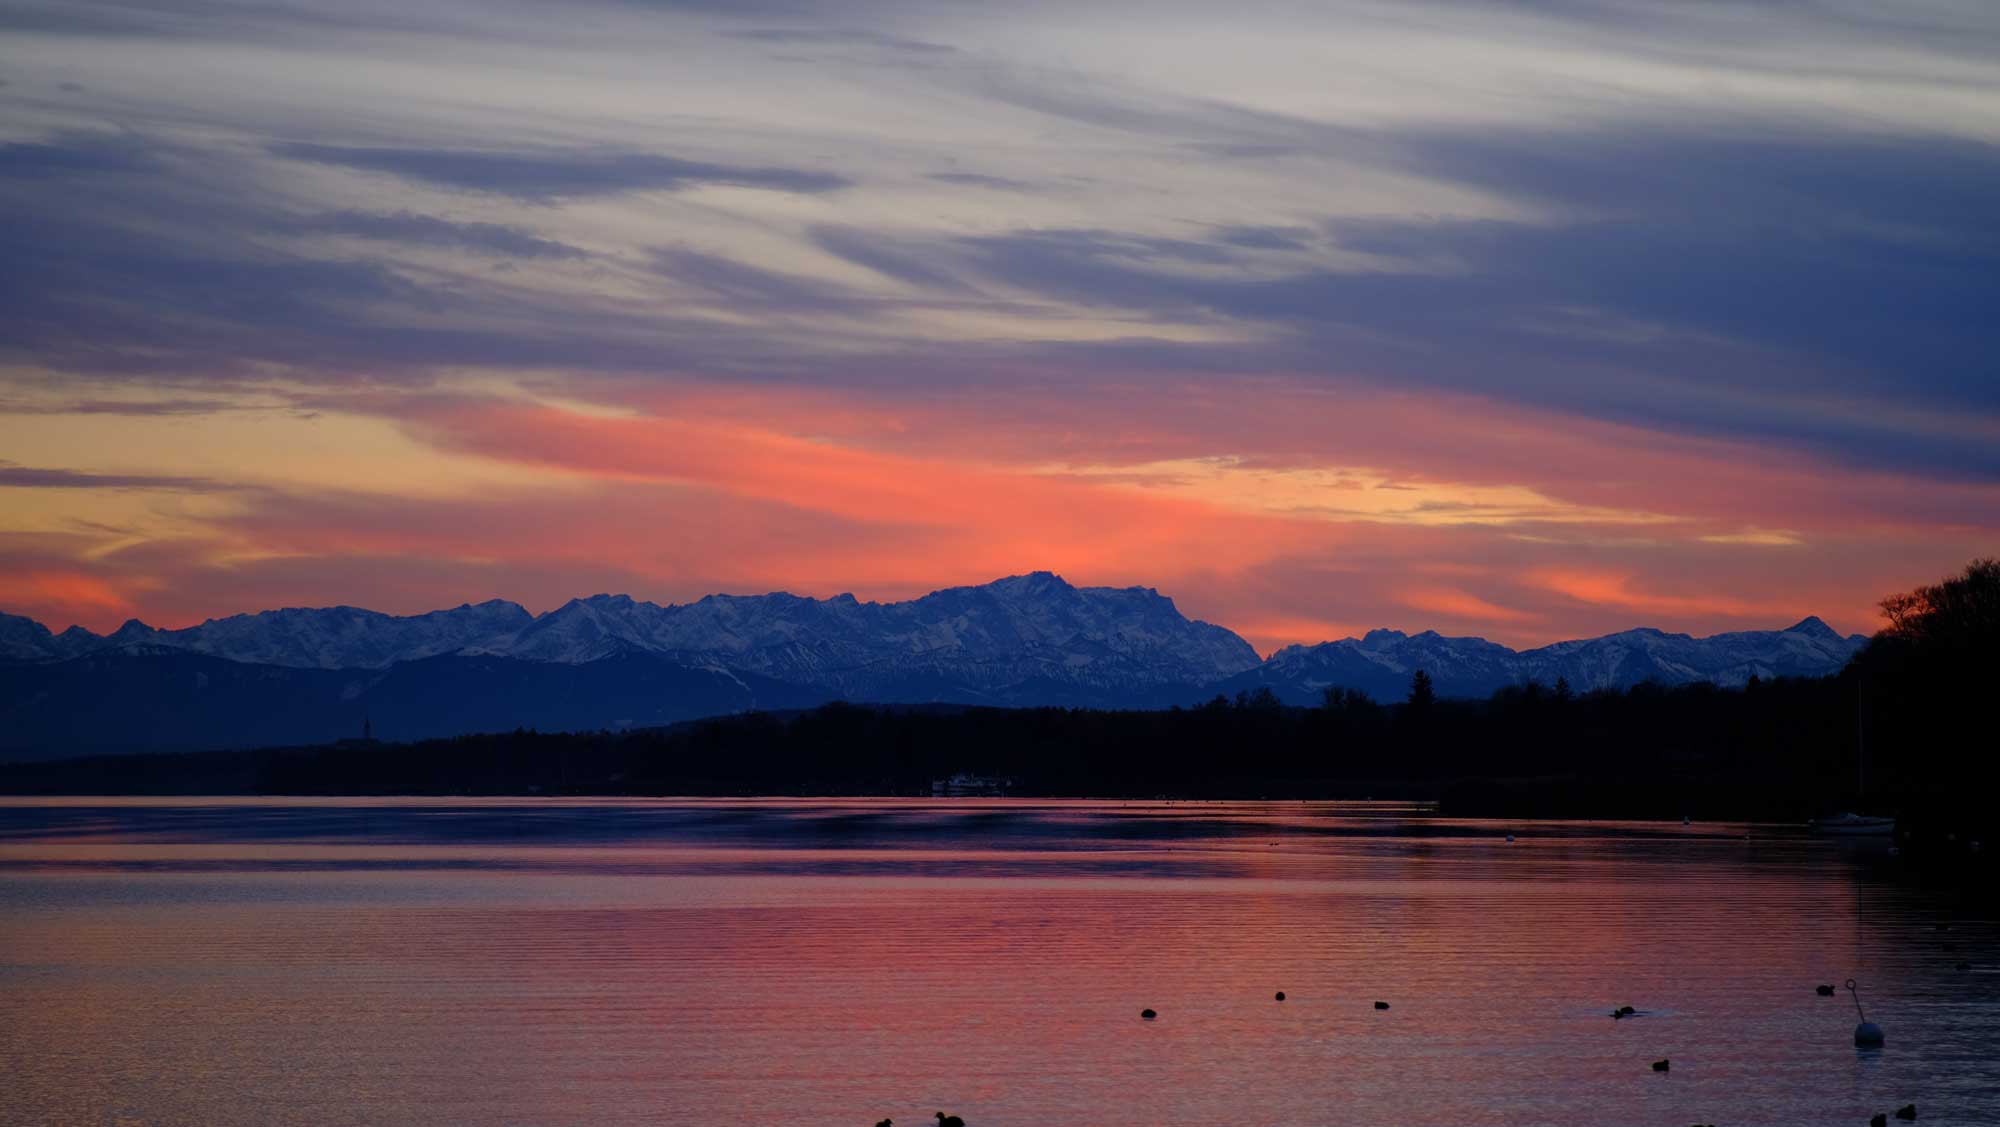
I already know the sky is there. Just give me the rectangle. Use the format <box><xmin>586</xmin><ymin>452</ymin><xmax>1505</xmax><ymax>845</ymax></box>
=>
<box><xmin>2</xmin><ymin>0</ymin><xmax>1997</xmax><ymax>655</ymax></box>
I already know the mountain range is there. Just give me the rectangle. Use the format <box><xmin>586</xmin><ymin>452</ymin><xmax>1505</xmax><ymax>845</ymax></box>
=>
<box><xmin>0</xmin><ymin>572</ymin><xmax>1868</xmax><ymax>758</ymax></box>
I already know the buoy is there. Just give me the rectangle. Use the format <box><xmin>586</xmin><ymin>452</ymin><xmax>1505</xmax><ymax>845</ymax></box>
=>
<box><xmin>1275</xmin><ymin>991</ymin><xmax>1285</xmax><ymax>1002</ymax></box>
<box><xmin>1847</xmin><ymin>979</ymin><xmax>1885</xmax><ymax>1047</ymax></box>
<box><xmin>1896</xmin><ymin>1104</ymin><xmax>1917</xmax><ymax>1120</ymax></box>
<box><xmin>1374</xmin><ymin>1001</ymin><xmax>1390</xmax><ymax>1010</ymax></box>
<box><xmin>1506</xmin><ymin>833</ymin><xmax>1516</xmax><ymax>843</ymax></box>
<box><xmin>1651</xmin><ymin>1059</ymin><xmax>1669</xmax><ymax>1072</ymax></box>
<box><xmin>1683</xmin><ymin>815</ymin><xmax>1690</xmax><ymax>825</ymax></box>
<box><xmin>1816</xmin><ymin>984</ymin><xmax>1836</xmax><ymax>996</ymax></box>
<box><xmin>1140</xmin><ymin>1008</ymin><xmax>1156</xmax><ymax>1020</ymax></box>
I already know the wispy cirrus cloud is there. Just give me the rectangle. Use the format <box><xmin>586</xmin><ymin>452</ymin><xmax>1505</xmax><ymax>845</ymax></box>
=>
<box><xmin>294</xmin><ymin>210</ymin><xmax>588</xmax><ymax>259</ymax></box>
<box><xmin>267</xmin><ymin>143</ymin><xmax>850</xmax><ymax>200</ymax></box>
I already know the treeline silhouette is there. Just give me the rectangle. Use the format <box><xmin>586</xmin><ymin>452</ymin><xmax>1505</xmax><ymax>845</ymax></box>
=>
<box><xmin>0</xmin><ymin>674</ymin><xmax>1915</xmax><ymax>814</ymax></box>
<box><xmin>5</xmin><ymin>560</ymin><xmax>1991</xmax><ymax>844</ymax></box>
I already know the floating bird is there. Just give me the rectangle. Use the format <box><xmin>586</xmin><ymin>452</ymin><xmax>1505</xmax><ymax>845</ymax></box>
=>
<box><xmin>1651</xmin><ymin>1059</ymin><xmax>1670</xmax><ymax>1072</ymax></box>
<box><xmin>1817</xmin><ymin>984</ymin><xmax>1836</xmax><ymax>996</ymax></box>
<box><xmin>877</xmin><ymin>1120</ymin><xmax>892</xmax><ymax>1127</ymax></box>
<box><xmin>1613</xmin><ymin>1005</ymin><xmax>1637</xmax><ymax>1018</ymax></box>
<box><xmin>1374</xmin><ymin>1001</ymin><xmax>1390</xmax><ymax>1010</ymax></box>
<box><xmin>1141</xmin><ymin>1008</ymin><xmax>1156</xmax><ymax>1020</ymax></box>
<box><xmin>1275</xmin><ymin>991</ymin><xmax>1286</xmax><ymax>1002</ymax></box>
<box><xmin>1872</xmin><ymin>1114</ymin><xmax>1888</xmax><ymax>1127</ymax></box>
<box><xmin>1896</xmin><ymin>1105</ymin><xmax>1917</xmax><ymax>1120</ymax></box>
<box><xmin>936</xmin><ymin>1114</ymin><xmax>965</xmax><ymax>1127</ymax></box>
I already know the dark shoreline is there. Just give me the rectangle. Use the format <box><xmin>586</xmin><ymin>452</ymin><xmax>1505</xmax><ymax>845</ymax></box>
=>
<box><xmin>3</xmin><ymin>671</ymin><xmax>1991</xmax><ymax>874</ymax></box>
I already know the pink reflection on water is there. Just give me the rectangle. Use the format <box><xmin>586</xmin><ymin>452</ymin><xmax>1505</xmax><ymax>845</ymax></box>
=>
<box><xmin>0</xmin><ymin>799</ymin><xmax>1994</xmax><ymax>1126</ymax></box>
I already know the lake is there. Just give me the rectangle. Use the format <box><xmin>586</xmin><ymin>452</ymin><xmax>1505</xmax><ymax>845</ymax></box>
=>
<box><xmin>1</xmin><ymin>798</ymin><xmax>1994</xmax><ymax>1126</ymax></box>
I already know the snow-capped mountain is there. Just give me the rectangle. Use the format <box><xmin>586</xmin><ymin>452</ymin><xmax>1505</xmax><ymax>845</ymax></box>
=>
<box><xmin>0</xmin><ymin>574</ymin><xmax>1259</xmax><ymax>692</ymax></box>
<box><xmin>1214</xmin><ymin>616</ymin><xmax>1869</xmax><ymax>704</ymax></box>
<box><xmin>0</xmin><ymin>612</ymin><xmax>66</xmax><ymax>662</ymax></box>
<box><xmin>13</xmin><ymin>601</ymin><xmax>534</xmax><ymax>669</ymax></box>
<box><xmin>0</xmin><ymin>581</ymin><xmax>1869</xmax><ymax>695</ymax></box>
<box><xmin>494</xmin><ymin>572</ymin><xmax>1259</xmax><ymax>698</ymax></box>
<box><xmin>0</xmin><ymin>578</ymin><xmax>1875</xmax><ymax>756</ymax></box>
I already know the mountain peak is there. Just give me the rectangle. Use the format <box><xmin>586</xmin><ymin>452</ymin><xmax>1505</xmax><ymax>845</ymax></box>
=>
<box><xmin>994</xmin><ymin>570</ymin><xmax>1072</xmax><ymax>592</ymax></box>
<box><xmin>1785</xmin><ymin>615</ymin><xmax>1839</xmax><ymax>639</ymax></box>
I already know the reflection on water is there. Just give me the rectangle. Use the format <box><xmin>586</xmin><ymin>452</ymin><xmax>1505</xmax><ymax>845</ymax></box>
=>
<box><xmin>1</xmin><ymin>799</ymin><xmax>1994</xmax><ymax>1126</ymax></box>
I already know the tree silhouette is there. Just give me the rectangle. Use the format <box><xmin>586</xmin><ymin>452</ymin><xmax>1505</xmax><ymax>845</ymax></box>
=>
<box><xmin>1408</xmin><ymin>669</ymin><xmax>1435</xmax><ymax>711</ymax></box>
<box><xmin>1879</xmin><ymin>557</ymin><xmax>2000</xmax><ymax>651</ymax></box>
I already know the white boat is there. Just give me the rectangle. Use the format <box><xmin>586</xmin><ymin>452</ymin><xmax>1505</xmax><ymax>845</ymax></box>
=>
<box><xmin>1812</xmin><ymin>812</ymin><xmax>1897</xmax><ymax>836</ymax></box>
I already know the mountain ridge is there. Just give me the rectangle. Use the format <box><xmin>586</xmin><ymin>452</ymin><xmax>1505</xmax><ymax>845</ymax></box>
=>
<box><xmin>0</xmin><ymin>573</ymin><xmax>1872</xmax><ymax>757</ymax></box>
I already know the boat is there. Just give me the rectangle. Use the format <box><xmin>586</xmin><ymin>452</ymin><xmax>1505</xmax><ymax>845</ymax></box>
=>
<box><xmin>1813</xmin><ymin>812</ymin><xmax>1896</xmax><ymax>836</ymax></box>
<box><xmin>1810</xmin><ymin>681</ymin><xmax>1895</xmax><ymax>837</ymax></box>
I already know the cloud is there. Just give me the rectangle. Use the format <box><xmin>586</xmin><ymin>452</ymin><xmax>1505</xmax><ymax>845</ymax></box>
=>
<box><xmin>724</xmin><ymin>27</ymin><xmax>956</xmax><ymax>54</ymax></box>
<box><xmin>650</xmin><ymin>246</ymin><xmax>867</xmax><ymax>312</ymax></box>
<box><xmin>295</xmin><ymin>210</ymin><xmax>588</xmax><ymax>259</ymax></box>
<box><xmin>0</xmin><ymin>463</ymin><xmax>223</xmax><ymax>491</ymax></box>
<box><xmin>1211</xmin><ymin>225</ymin><xmax>1316</xmax><ymax>251</ymax></box>
<box><xmin>808</xmin><ymin>225</ymin><xmax>974</xmax><ymax>292</ymax></box>
<box><xmin>0</xmin><ymin>131</ymin><xmax>160</xmax><ymax>178</ymax></box>
<box><xmin>926</xmin><ymin>172</ymin><xmax>1038</xmax><ymax>191</ymax></box>
<box><xmin>268</xmin><ymin>143</ymin><xmax>850</xmax><ymax>200</ymax></box>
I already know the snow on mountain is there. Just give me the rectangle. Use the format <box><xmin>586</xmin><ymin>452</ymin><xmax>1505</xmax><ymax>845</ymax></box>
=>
<box><xmin>0</xmin><ymin>579</ymin><xmax>1866</xmax><ymax>706</ymax></box>
<box><xmin>495</xmin><ymin>571</ymin><xmax>1260</xmax><ymax>698</ymax></box>
<box><xmin>8</xmin><ymin>601</ymin><xmax>534</xmax><ymax>669</ymax></box>
<box><xmin>0</xmin><ymin>612</ymin><xmax>61</xmax><ymax>662</ymax></box>
<box><xmin>1221</xmin><ymin>616</ymin><xmax>1869</xmax><ymax>703</ymax></box>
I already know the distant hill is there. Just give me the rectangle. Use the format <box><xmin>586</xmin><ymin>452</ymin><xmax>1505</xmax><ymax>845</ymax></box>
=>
<box><xmin>0</xmin><ymin>573</ymin><xmax>1867</xmax><ymax>758</ymax></box>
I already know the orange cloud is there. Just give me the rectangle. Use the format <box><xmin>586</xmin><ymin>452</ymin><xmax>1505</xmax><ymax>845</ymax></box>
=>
<box><xmin>1396</xmin><ymin>585</ymin><xmax>1540</xmax><ymax>624</ymax></box>
<box><xmin>0</xmin><ymin>569</ymin><xmax>136</xmax><ymax>628</ymax></box>
<box><xmin>1524</xmin><ymin>568</ymin><xmax>1769</xmax><ymax>619</ymax></box>
<box><xmin>409</xmin><ymin>400</ymin><xmax>1335</xmax><ymax>583</ymax></box>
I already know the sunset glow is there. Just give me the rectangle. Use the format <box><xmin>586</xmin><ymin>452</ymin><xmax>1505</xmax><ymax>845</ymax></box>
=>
<box><xmin>4</xmin><ymin>2</ymin><xmax>1996</xmax><ymax>651</ymax></box>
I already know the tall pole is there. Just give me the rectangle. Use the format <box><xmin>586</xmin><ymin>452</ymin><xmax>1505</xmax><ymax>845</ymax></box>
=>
<box><xmin>1856</xmin><ymin>675</ymin><xmax>1865</xmax><ymax>799</ymax></box>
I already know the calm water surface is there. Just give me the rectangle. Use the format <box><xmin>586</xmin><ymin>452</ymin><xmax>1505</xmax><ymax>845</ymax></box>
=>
<box><xmin>1</xmin><ymin>799</ymin><xmax>1995</xmax><ymax>1127</ymax></box>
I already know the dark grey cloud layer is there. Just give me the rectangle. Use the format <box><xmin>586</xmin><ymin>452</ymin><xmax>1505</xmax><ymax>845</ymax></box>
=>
<box><xmin>269</xmin><ymin>143</ymin><xmax>850</xmax><ymax>200</ymax></box>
